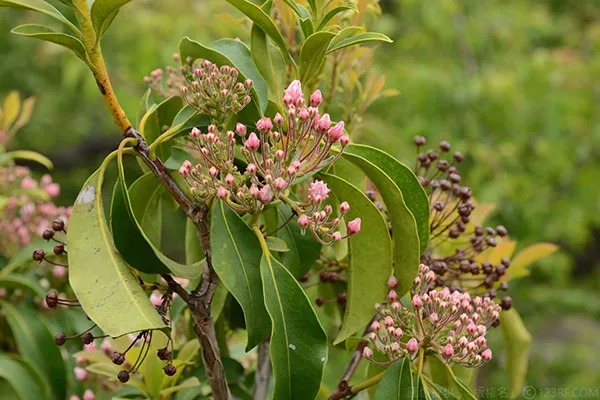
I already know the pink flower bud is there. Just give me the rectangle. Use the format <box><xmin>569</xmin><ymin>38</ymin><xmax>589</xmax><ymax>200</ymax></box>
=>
<box><xmin>236</xmin><ymin>123</ymin><xmax>247</xmax><ymax>136</ymax></box>
<box><xmin>284</xmin><ymin>80</ymin><xmax>304</xmax><ymax>106</ymax></box>
<box><xmin>347</xmin><ymin>218</ymin><xmax>361</xmax><ymax>235</ymax></box>
<box><xmin>412</xmin><ymin>294</ymin><xmax>423</xmax><ymax>308</ymax></box>
<box><xmin>387</xmin><ymin>275</ymin><xmax>398</xmax><ymax>288</ymax></box>
<box><xmin>429</xmin><ymin>313</ymin><xmax>439</xmax><ymax>323</ymax></box>
<box><xmin>384</xmin><ymin>316</ymin><xmax>394</xmax><ymax>327</ymax></box>
<box><xmin>467</xmin><ymin>322</ymin><xmax>477</xmax><ymax>334</ymax></box>
<box><xmin>247</xmin><ymin>164</ymin><xmax>257</xmax><ymax>174</ymax></box>
<box><xmin>257</xmin><ymin>117</ymin><xmax>273</xmax><ymax>132</ymax></box>
<box><xmin>225</xmin><ymin>174</ymin><xmax>235</xmax><ymax>185</ymax></box>
<box><xmin>414</xmin><ymin>277</ymin><xmax>422</xmax><ymax>285</ymax></box>
<box><xmin>287</xmin><ymin>166</ymin><xmax>296</xmax><ymax>175</ymax></box>
<box><xmin>83</xmin><ymin>390</ymin><xmax>95</xmax><ymax>400</ymax></box>
<box><xmin>274</xmin><ymin>113</ymin><xmax>284</xmax><ymax>125</ymax></box>
<box><xmin>458</xmin><ymin>336</ymin><xmax>468</xmax><ymax>347</ymax></box>
<box><xmin>208</xmin><ymin>124</ymin><xmax>216</xmax><ymax>134</ymax></box>
<box><xmin>310</xmin><ymin>90</ymin><xmax>323</xmax><ymax>106</ymax></box>
<box><xmin>245</xmin><ymin>78</ymin><xmax>253</xmax><ymax>87</ymax></box>
<box><xmin>259</xmin><ymin>185</ymin><xmax>273</xmax><ymax>203</ymax></box>
<box><xmin>393</xmin><ymin>328</ymin><xmax>403</xmax><ymax>338</ymax></box>
<box><xmin>44</xmin><ymin>183</ymin><xmax>60</xmax><ymax>198</ymax></box>
<box><xmin>317</xmin><ymin>113</ymin><xmax>332</xmax><ymax>132</ymax></box>
<box><xmin>52</xmin><ymin>265</ymin><xmax>67</xmax><ymax>278</ymax></box>
<box><xmin>328</xmin><ymin>121</ymin><xmax>345</xmax><ymax>142</ymax></box>
<box><xmin>74</xmin><ymin>367</ymin><xmax>88</xmax><ymax>381</ymax></box>
<box><xmin>190</xmin><ymin>127</ymin><xmax>201</xmax><ymax>138</ymax></box>
<box><xmin>298</xmin><ymin>214</ymin><xmax>310</xmax><ymax>228</ymax></box>
<box><xmin>340</xmin><ymin>134</ymin><xmax>350</xmax><ymax>146</ymax></box>
<box><xmin>209</xmin><ymin>167</ymin><xmax>219</xmax><ymax>177</ymax></box>
<box><xmin>298</xmin><ymin>107</ymin><xmax>310</xmax><ymax>120</ymax></box>
<box><xmin>460</xmin><ymin>313</ymin><xmax>468</xmax><ymax>323</ymax></box>
<box><xmin>274</xmin><ymin>177</ymin><xmax>287</xmax><ymax>190</ymax></box>
<box><xmin>390</xmin><ymin>342</ymin><xmax>401</xmax><ymax>352</ymax></box>
<box><xmin>308</xmin><ymin>180</ymin><xmax>331</xmax><ymax>203</ymax></box>
<box><xmin>369</xmin><ymin>332</ymin><xmax>377</xmax><ymax>341</ymax></box>
<box><xmin>362</xmin><ymin>347</ymin><xmax>373</xmax><ymax>358</ymax></box>
<box><xmin>275</xmin><ymin>150</ymin><xmax>285</xmax><ymax>160</ymax></box>
<box><xmin>245</xmin><ymin>132</ymin><xmax>261</xmax><ymax>151</ymax></box>
<box><xmin>249</xmin><ymin>184</ymin><xmax>259</xmax><ymax>197</ymax></box>
<box><xmin>476</xmin><ymin>336</ymin><xmax>486</xmax><ymax>346</ymax></box>
<box><xmin>481</xmin><ymin>348</ymin><xmax>492</xmax><ymax>361</ymax></box>
<box><xmin>21</xmin><ymin>177</ymin><xmax>37</xmax><ymax>190</ymax></box>
<box><xmin>391</xmin><ymin>302</ymin><xmax>401</xmax><ymax>311</ymax></box>
<box><xmin>443</xmin><ymin>343</ymin><xmax>454</xmax><ymax>357</ymax></box>
<box><xmin>477</xmin><ymin>325</ymin><xmax>486</xmax><ymax>336</ymax></box>
<box><xmin>387</xmin><ymin>290</ymin><xmax>398</xmax><ymax>302</ymax></box>
<box><xmin>70</xmin><ymin>396</ymin><xmax>81</xmax><ymax>400</ymax></box>
<box><xmin>217</xmin><ymin>186</ymin><xmax>228</xmax><ymax>199</ymax></box>
<box><xmin>283</xmin><ymin>93</ymin><xmax>293</xmax><ymax>107</ymax></box>
<box><xmin>340</xmin><ymin>201</ymin><xmax>350</xmax><ymax>213</ymax></box>
<box><xmin>406</xmin><ymin>338</ymin><xmax>419</xmax><ymax>353</ymax></box>
<box><xmin>150</xmin><ymin>292</ymin><xmax>162</xmax><ymax>306</ymax></box>
<box><xmin>227</xmin><ymin>130</ymin><xmax>235</xmax><ymax>140</ymax></box>
<box><xmin>387</xmin><ymin>326</ymin><xmax>395</xmax><ymax>335</ymax></box>
<box><xmin>332</xmin><ymin>231</ymin><xmax>342</xmax><ymax>241</ymax></box>
<box><xmin>100</xmin><ymin>339</ymin><xmax>113</xmax><ymax>354</ymax></box>
<box><xmin>178</xmin><ymin>165</ymin><xmax>189</xmax><ymax>176</ymax></box>
<box><xmin>425</xmin><ymin>271</ymin><xmax>436</xmax><ymax>282</ymax></box>
<box><xmin>371</xmin><ymin>320</ymin><xmax>381</xmax><ymax>332</ymax></box>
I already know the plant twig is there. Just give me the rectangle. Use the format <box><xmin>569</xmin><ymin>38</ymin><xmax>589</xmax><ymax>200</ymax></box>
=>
<box><xmin>253</xmin><ymin>340</ymin><xmax>271</xmax><ymax>400</ymax></box>
<box><xmin>329</xmin><ymin>370</ymin><xmax>387</xmax><ymax>400</ymax></box>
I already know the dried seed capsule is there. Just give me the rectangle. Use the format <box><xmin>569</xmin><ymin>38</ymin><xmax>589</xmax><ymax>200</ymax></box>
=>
<box><xmin>45</xmin><ymin>292</ymin><xmax>58</xmax><ymax>309</ymax></box>
<box><xmin>54</xmin><ymin>243</ymin><xmax>65</xmax><ymax>256</ymax></box>
<box><xmin>157</xmin><ymin>348</ymin><xmax>171</xmax><ymax>361</ymax></box>
<box><xmin>53</xmin><ymin>219</ymin><xmax>65</xmax><ymax>232</ymax></box>
<box><xmin>117</xmin><ymin>370</ymin><xmax>130</xmax><ymax>383</ymax></box>
<box><xmin>32</xmin><ymin>248</ymin><xmax>46</xmax><ymax>261</ymax></box>
<box><xmin>42</xmin><ymin>229</ymin><xmax>54</xmax><ymax>241</ymax></box>
<box><xmin>111</xmin><ymin>352</ymin><xmax>125</xmax><ymax>365</ymax></box>
<box><xmin>82</xmin><ymin>332</ymin><xmax>94</xmax><ymax>345</ymax></box>
<box><xmin>55</xmin><ymin>332</ymin><xmax>67</xmax><ymax>346</ymax></box>
<box><xmin>163</xmin><ymin>364</ymin><xmax>177</xmax><ymax>376</ymax></box>
<box><xmin>501</xmin><ymin>296</ymin><xmax>513</xmax><ymax>310</ymax></box>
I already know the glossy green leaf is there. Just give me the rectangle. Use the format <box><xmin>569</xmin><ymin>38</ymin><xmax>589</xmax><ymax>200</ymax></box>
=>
<box><xmin>140</xmin><ymin>96</ymin><xmax>184</xmax><ymax>161</ymax></box>
<box><xmin>299</xmin><ymin>17</ymin><xmax>314</xmax><ymax>38</ymax></box>
<box><xmin>327</xmin><ymin>32</ymin><xmax>392</xmax><ymax>54</ymax></box>
<box><xmin>0</xmin><ymin>0</ymin><xmax>80</xmax><ymax>34</ymax></box>
<box><xmin>0</xmin><ymin>303</ymin><xmax>66</xmax><ymax>399</ymax></box>
<box><xmin>224</xmin><ymin>0</ymin><xmax>293</xmax><ymax>64</ymax></box>
<box><xmin>374</xmin><ymin>357</ymin><xmax>414</xmax><ymax>399</ymax></box>
<box><xmin>328</xmin><ymin>26</ymin><xmax>364</xmax><ymax>49</ymax></box>
<box><xmin>0</xmin><ymin>356</ymin><xmax>47</xmax><ymax>400</ymax></box>
<box><xmin>185</xmin><ymin>217</ymin><xmax>203</xmax><ymax>265</ymax></box>
<box><xmin>11</xmin><ymin>24</ymin><xmax>88</xmax><ymax>65</ymax></box>
<box><xmin>68</xmin><ymin>162</ymin><xmax>166</xmax><ymax>337</ymax></box>
<box><xmin>211</xmin><ymin>200</ymin><xmax>270</xmax><ymax>350</ymax></box>
<box><xmin>266</xmin><ymin>236</ymin><xmax>289</xmax><ymax>252</ymax></box>
<box><xmin>90</xmin><ymin>0</ymin><xmax>132</xmax><ymax>42</ymax></box>
<box><xmin>0</xmin><ymin>150</ymin><xmax>53</xmax><ymax>170</ymax></box>
<box><xmin>0</xmin><ymin>275</ymin><xmax>45</xmax><ymax>297</ymax></box>
<box><xmin>211</xmin><ymin>39</ymin><xmax>269</xmax><ymax>113</ymax></box>
<box><xmin>299</xmin><ymin>31</ymin><xmax>336</xmax><ymax>84</ymax></box>
<box><xmin>317</xmin><ymin>5</ymin><xmax>358</xmax><ymax>31</ymax></box>
<box><xmin>344</xmin><ymin>144</ymin><xmax>429</xmax><ymax>253</ymax></box>
<box><xmin>112</xmin><ymin>163</ymin><xmax>203</xmax><ymax>278</ymax></box>
<box><xmin>275</xmin><ymin>203</ymin><xmax>322</xmax><ymax>278</ymax></box>
<box><xmin>501</xmin><ymin>308</ymin><xmax>532</xmax><ymax>399</ymax></box>
<box><xmin>320</xmin><ymin>173</ymin><xmax>393</xmax><ymax>344</ymax></box>
<box><xmin>281</xmin><ymin>0</ymin><xmax>302</xmax><ymax>17</ymax></box>
<box><xmin>260</xmin><ymin>254</ymin><xmax>327</xmax><ymax>400</ymax></box>
<box><xmin>179</xmin><ymin>37</ymin><xmax>267</xmax><ymax>117</ymax></box>
<box><xmin>129</xmin><ymin>172</ymin><xmax>163</xmax><ymax>246</ymax></box>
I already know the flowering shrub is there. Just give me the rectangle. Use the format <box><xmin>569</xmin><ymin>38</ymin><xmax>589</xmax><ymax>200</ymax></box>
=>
<box><xmin>0</xmin><ymin>1</ymin><xmax>555</xmax><ymax>400</ymax></box>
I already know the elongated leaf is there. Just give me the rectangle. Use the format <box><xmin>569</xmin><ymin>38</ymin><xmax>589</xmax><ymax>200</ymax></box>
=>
<box><xmin>299</xmin><ymin>17</ymin><xmax>314</xmax><ymax>38</ymax></box>
<box><xmin>211</xmin><ymin>39</ymin><xmax>269</xmax><ymax>113</ymax></box>
<box><xmin>140</xmin><ymin>96</ymin><xmax>184</xmax><ymax>160</ymax></box>
<box><xmin>260</xmin><ymin>254</ymin><xmax>327</xmax><ymax>400</ymax></box>
<box><xmin>501</xmin><ymin>308</ymin><xmax>532</xmax><ymax>399</ymax></box>
<box><xmin>11</xmin><ymin>24</ymin><xmax>88</xmax><ymax>64</ymax></box>
<box><xmin>0</xmin><ymin>150</ymin><xmax>53</xmax><ymax>170</ymax></box>
<box><xmin>320</xmin><ymin>173</ymin><xmax>393</xmax><ymax>344</ymax></box>
<box><xmin>9</xmin><ymin>96</ymin><xmax>36</xmax><ymax>134</ymax></box>
<box><xmin>185</xmin><ymin>217</ymin><xmax>203</xmax><ymax>265</ymax></box>
<box><xmin>224</xmin><ymin>0</ymin><xmax>293</xmax><ymax>64</ymax></box>
<box><xmin>0</xmin><ymin>275</ymin><xmax>45</xmax><ymax>297</ymax></box>
<box><xmin>266</xmin><ymin>236</ymin><xmax>289</xmax><ymax>252</ymax></box>
<box><xmin>0</xmin><ymin>303</ymin><xmax>66</xmax><ymax>399</ymax></box>
<box><xmin>90</xmin><ymin>0</ymin><xmax>132</xmax><ymax>41</ymax></box>
<box><xmin>160</xmin><ymin>377</ymin><xmax>201</xmax><ymax>397</ymax></box>
<box><xmin>317</xmin><ymin>5</ymin><xmax>357</xmax><ymax>31</ymax></box>
<box><xmin>129</xmin><ymin>173</ymin><xmax>163</xmax><ymax>246</ymax></box>
<box><xmin>299</xmin><ymin>31</ymin><xmax>336</xmax><ymax>83</ymax></box>
<box><xmin>374</xmin><ymin>357</ymin><xmax>414</xmax><ymax>399</ymax></box>
<box><xmin>506</xmin><ymin>243</ymin><xmax>558</xmax><ymax>280</ymax></box>
<box><xmin>327</xmin><ymin>32</ymin><xmax>392</xmax><ymax>54</ymax></box>
<box><xmin>112</xmin><ymin>161</ymin><xmax>203</xmax><ymax>278</ymax></box>
<box><xmin>0</xmin><ymin>356</ymin><xmax>47</xmax><ymax>400</ymax></box>
<box><xmin>1</xmin><ymin>91</ymin><xmax>20</xmax><ymax>130</ymax></box>
<box><xmin>85</xmin><ymin>363</ymin><xmax>148</xmax><ymax>395</ymax></box>
<box><xmin>0</xmin><ymin>0</ymin><xmax>80</xmax><ymax>34</ymax></box>
<box><xmin>342</xmin><ymin>146</ymin><xmax>423</xmax><ymax>296</ymax></box>
<box><xmin>344</xmin><ymin>144</ymin><xmax>429</xmax><ymax>253</ymax></box>
<box><xmin>275</xmin><ymin>203</ymin><xmax>321</xmax><ymax>278</ymax></box>
<box><xmin>211</xmin><ymin>200</ymin><xmax>270</xmax><ymax>350</ymax></box>
<box><xmin>68</xmin><ymin>163</ymin><xmax>166</xmax><ymax>337</ymax></box>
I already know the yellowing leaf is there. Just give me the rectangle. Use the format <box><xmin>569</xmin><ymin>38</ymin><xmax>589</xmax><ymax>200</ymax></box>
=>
<box><xmin>1</xmin><ymin>91</ymin><xmax>20</xmax><ymax>130</ymax></box>
<box><xmin>505</xmin><ymin>243</ymin><xmax>559</xmax><ymax>280</ymax></box>
<box><xmin>469</xmin><ymin>202</ymin><xmax>496</xmax><ymax>226</ymax></box>
<box><xmin>477</xmin><ymin>239</ymin><xmax>516</xmax><ymax>265</ymax></box>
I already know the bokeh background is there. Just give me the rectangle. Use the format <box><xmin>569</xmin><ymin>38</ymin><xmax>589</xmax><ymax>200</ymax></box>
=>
<box><xmin>1</xmin><ymin>0</ymin><xmax>599</xmax><ymax>396</ymax></box>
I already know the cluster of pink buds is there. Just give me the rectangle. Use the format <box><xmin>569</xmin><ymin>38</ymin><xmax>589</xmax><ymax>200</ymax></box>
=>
<box><xmin>180</xmin><ymin>60</ymin><xmax>252</xmax><ymax>126</ymax></box>
<box><xmin>362</xmin><ymin>264</ymin><xmax>500</xmax><ymax>368</ymax></box>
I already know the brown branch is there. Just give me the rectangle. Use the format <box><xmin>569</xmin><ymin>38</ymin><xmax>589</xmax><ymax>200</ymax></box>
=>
<box><xmin>253</xmin><ymin>341</ymin><xmax>271</xmax><ymax>400</ymax></box>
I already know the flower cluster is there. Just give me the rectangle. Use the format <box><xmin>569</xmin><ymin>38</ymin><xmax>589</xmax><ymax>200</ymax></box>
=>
<box><xmin>178</xmin><ymin>78</ymin><xmax>358</xmax><ymax>243</ymax></box>
<box><xmin>412</xmin><ymin>137</ymin><xmax>512</xmax><ymax>308</ymax></box>
<box><xmin>0</xmin><ymin>167</ymin><xmax>70</xmax><ymax>258</ymax></box>
<box><xmin>363</xmin><ymin>264</ymin><xmax>500</xmax><ymax>368</ymax></box>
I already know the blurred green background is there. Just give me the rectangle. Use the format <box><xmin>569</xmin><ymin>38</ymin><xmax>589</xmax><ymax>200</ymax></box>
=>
<box><xmin>1</xmin><ymin>0</ymin><xmax>599</xmax><ymax>396</ymax></box>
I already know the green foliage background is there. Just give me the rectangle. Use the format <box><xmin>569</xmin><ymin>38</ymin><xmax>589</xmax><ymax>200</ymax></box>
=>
<box><xmin>1</xmin><ymin>0</ymin><xmax>599</xmax><ymax>396</ymax></box>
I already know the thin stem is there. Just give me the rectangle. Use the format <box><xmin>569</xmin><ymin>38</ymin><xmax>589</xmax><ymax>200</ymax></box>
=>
<box><xmin>329</xmin><ymin>371</ymin><xmax>387</xmax><ymax>400</ymax></box>
<box><xmin>417</xmin><ymin>348</ymin><xmax>425</xmax><ymax>376</ymax></box>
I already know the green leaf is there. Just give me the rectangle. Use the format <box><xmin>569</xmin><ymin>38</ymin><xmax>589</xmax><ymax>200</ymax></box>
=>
<box><xmin>210</xmin><ymin>200</ymin><xmax>270</xmax><ymax>350</ymax></box>
<box><xmin>342</xmin><ymin>145</ymin><xmax>424</xmax><ymax>296</ymax></box>
<box><xmin>344</xmin><ymin>144</ymin><xmax>429</xmax><ymax>253</ymax></box>
<box><xmin>136</xmin><ymin>89</ymin><xmax>152</xmax><ymax>129</ymax></box>
<box><xmin>112</xmin><ymin>162</ymin><xmax>203</xmax><ymax>278</ymax></box>
<box><xmin>317</xmin><ymin>5</ymin><xmax>358</xmax><ymax>31</ymax></box>
<box><xmin>185</xmin><ymin>218</ymin><xmax>204</xmax><ymax>265</ymax></box>
<box><xmin>0</xmin><ymin>275</ymin><xmax>45</xmax><ymax>297</ymax></box>
<box><xmin>501</xmin><ymin>308</ymin><xmax>532</xmax><ymax>399</ymax></box>
<box><xmin>11</xmin><ymin>24</ymin><xmax>88</xmax><ymax>65</ymax></box>
<box><xmin>260</xmin><ymin>254</ymin><xmax>327</xmax><ymax>400</ymax></box>
<box><xmin>0</xmin><ymin>303</ymin><xmax>66</xmax><ymax>399</ymax></box>
<box><xmin>0</xmin><ymin>150</ymin><xmax>53</xmax><ymax>170</ymax></box>
<box><xmin>211</xmin><ymin>39</ymin><xmax>269</xmax><ymax>114</ymax></box>
<box><xmin>1</xmin><ymin>91</ymin><xmax>20</xmax><ymax>131</ymax></box>
<box><xmin>90</xmin><ymin>0</ymin><xmax>132</xmax><ymax>42</ymax></box>
<box><xmin>86</xmin><ymin>362</ymin><xmax>148</xmax><ymax>395</ymax></box>
<box><xmin>327</xmin><ymin>32</ymin><xmax>393</xmax><ymax>54</ymax></box>
<box><xmin>320</xmin><ymin>173</ymin><xmax>393</xmax><ymax>344</ymax></box>
<box><xmin>165</xmin><ymin>146</ymin><xmax>196</xmax><ymax>170</ymax></box>
<box><xmin>328</xmin><ymin>26</ymin><xmax>364</xmax><ymax>49</ymax></box>
<box><xmin>68</xmin><ymin>161</ymin><xmax>167</xmax><ymax>337</ymax></box>
<box><xmin>0</xmin><ymin>0</ymin><xmax>80</xmax><ymax>35</ymax></box>
<box><xmin>266</xmin><ymin>236</ymin><xmax>289</xmax><ymax>252</ymax></box>
<box><xmin>374</xmin><ymin>357</ymin><xmax>414</xmax><ymax>399</ymax></box>
<box><xmin>0</xmin><ymin>356</ymin><xmax>48</xmax><ymax>400</ymax></box>
<box><xmin>159</xmin><ymin>377</ymin><xmax>201</xmax><ymax>397</ymax></box>
<box><xmin>275</xmin><ymin>203</ymin><xmax>321</xmax><ymax>278</ymax></box>
<box><xmin>299</xmin><ymin>31</ymin><xmax>336</xmax><ymax>84</ymax></box>
<box><xmin>140</xmin><ymin>96</ymin><xmax>184</xmax><ymax>161</ymax></box>
<box><xmin>224</xmin><ymin>0</ymin><xmax>294</xmax><ymax>65</ymax></box>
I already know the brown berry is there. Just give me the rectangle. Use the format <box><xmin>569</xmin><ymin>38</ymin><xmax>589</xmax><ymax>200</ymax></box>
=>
<box><xmin>315</xmin><ymin>296</ymin><xmax>325</xmax><ymax>306</ymax></box>
<box><xmin>82</xmin><ymin>332</ymin><xmax>94</xmax><ymax>345</ymax></box>
<box><xmin>440</xmin><ymin>141</ymin><xmax>451</xmax><ymax>152</ymax></box>
<box><xmin>337</xmin><ymin>293</ymin><xmax>347</xmax><ymax>306</ymax></box>
<box><xmin>112</xmin><ymin>352</ymin><xmax>125</xmax><ymax>365</ymax></box>
<box><xmin>42</xmin><ymin>229</ymin><xmax>54</xmax><ymax>241</ymax></box>
<box><xmin>163</xmin><ymin>364</ymin><xmax>177</xmax><ymax>376</ymax></box>
<box><xmin>413</xmin><ymin>136</ymin><xmax>426</xmax><ymax>146</ymax></box>
<box><xmin>52</xmin><ymin>219</ymin><xmax>65</xmax><ymax>232</ymax></box>
<box><xmin>501</xmin><ymin>296</ymin><xmax>513</xmax><ymax>310</ymax></box>
<box><xmin>117</xmin><ymin>370</ymin><xmax>130</xmax><ymax>383</ymax></box>
<box><xmin>45</xmin><ymin>292</ymin><xmax>58</xmax><ymax>309</ymax></box>
<box><xmin>53</xmin><ymin>243</ymin><xmax>65</xmax><ymax>256</ymax></box>
<box><xmin>157</xmin><ymin>348</ymin><xmax>171</xmax><ymax>361</ymax></box>
<box><xmin>32</xmin><ymin>249</ymin><xmax>46</xmax><ymax>261</ymax></box>
<box><xmin>55</xmin><ymin>332</ymin><xmax>67</xmax><ymax>346</ymax></box>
